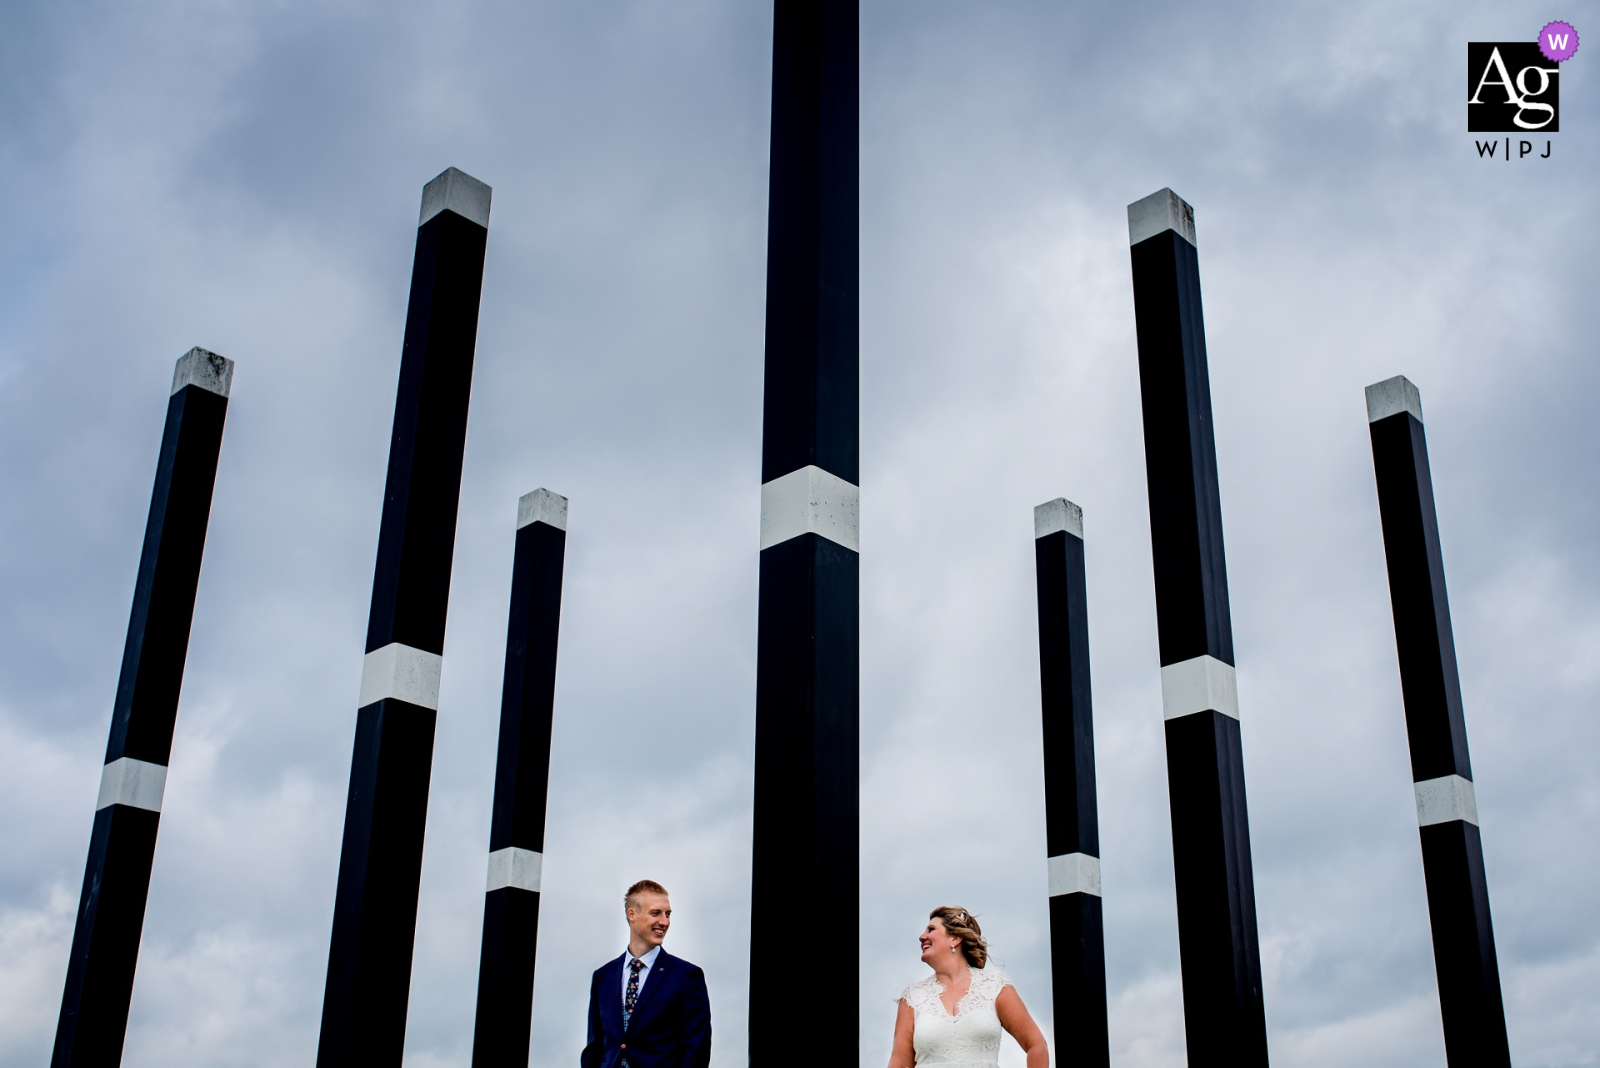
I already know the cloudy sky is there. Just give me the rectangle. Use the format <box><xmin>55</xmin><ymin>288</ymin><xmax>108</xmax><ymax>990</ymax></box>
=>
<box><xmin>1</xmin><ymin>1</ymin><xmax>1596</xmax><ymax>1065</ymax></box>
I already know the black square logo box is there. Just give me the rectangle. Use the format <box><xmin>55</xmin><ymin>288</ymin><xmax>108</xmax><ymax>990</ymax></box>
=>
<box><xmin>1469</xmin><ymin>42</ymin><xmax>1560</xmax><ymax>132</ymax></box>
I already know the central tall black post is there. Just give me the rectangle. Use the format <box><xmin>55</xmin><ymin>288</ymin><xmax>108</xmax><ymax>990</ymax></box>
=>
<box><xmin>317</xmin><ymin>167</ymin><xmax>491</xmax><ymax>1068</ymax></box>
<box><xmin>471</xmin><ymin>489</ymin><xmax>568</xmax><ymax>1068</ymax></box>
<box><xmin>1366</xmin><ymin>375</ymin><xmax>1510</xmax><ymax>1067</ymax></box>
<box><xmin>1127</xmin><ymin>188</ymin><xmax>1269</xmax><ymax>1066</ymax></box>
<box><xmin>750</xmin><ymin>2</ymin><xmax>858</xmax><ymax>1063</ymax></box>
<box><xmin>53</xmin><ymin>348</ymin><xmax>233</xmax><ymax>1068</ymax></box>
<box><xmin>1032</xmin><ymin>499</ymin><xmax>1109</xmax><ymax>1068</ymax></box>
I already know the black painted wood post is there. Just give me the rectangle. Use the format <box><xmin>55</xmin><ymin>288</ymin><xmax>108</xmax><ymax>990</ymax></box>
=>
<box><xmin>1366</xmin><ymin>376</ymin><xmax>1511</xmax><ymax>1067</ymax></box>
<box><xmin>317</xmin><ymin>167</ymin><xmax>491</xmax><ymax>1068</ymax></box>
<box><xmin>470</xmin><ymin>489</ymin><xmax>567</xmax><ymax>1068</ymax></box>
<box><xmin>1127</xmin><ymin>188</ymin><xmax>1269</xmax><ymax>1066</ymax></box>
<box><xmin>750</xmin><ymin>2</ymin><xmax>858</xmax><ymax>1063</ymax></box>
<box><xmin>1032</xmin><ymin>499</ymin><xmax>1108</xmax><ymax>1067</ymax></box>
<box><xmin>52</xmin><ymin>347</ymin><xmax>234</xmax><ymax>1068</ymax></box>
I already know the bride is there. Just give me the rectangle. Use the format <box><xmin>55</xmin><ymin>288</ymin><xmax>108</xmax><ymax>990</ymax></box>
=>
<box><xmin>887</xmin><ymin>906</ymin><xmax>1048</xmax><ymax>1068</ymax></box>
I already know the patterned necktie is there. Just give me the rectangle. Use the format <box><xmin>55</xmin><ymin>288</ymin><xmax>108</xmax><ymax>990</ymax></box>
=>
<box><xmin>623</xmin><ymin>957</ymin><xmax>645</xmax><ymax>1032</ymax></box>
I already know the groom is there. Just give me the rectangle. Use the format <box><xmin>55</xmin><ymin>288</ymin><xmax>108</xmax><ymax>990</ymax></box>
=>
<box><xmin>581</xmin><ymin>879</ymin><xmax>711</xmax><ymax>1068</ymax></box>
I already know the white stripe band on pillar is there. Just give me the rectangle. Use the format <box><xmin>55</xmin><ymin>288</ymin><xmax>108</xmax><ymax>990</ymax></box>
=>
<box><xmin>517</xmin><ymin>488</ymin><xmax>568</xmax><ymax>531</ymax></box>
<box><xmin>1128</xmin><ymin>188</ymin><xmax>1197</xmax><ymax>248</ymax></box>
<box><xmin>1160</xmin><ymin>654</ymin><xmax>1239</xmax><ymax>721</ymax></box>
<box><xmin>1034</xmin><ymin>498</ymin><xmax>1083</xmax><ymax>540</ymax></box>
<box><xmin>1048</xmin><ymin>852</ymin><xmax>1102</xmax><ymax>898</ymax></box>
<box><xmin>760</xmin><ymin>465</ymin><xmax>860</xmax><ymax>552</ymax></box>
<box><xmin>359</xmin><ymin>643</ymin><xmax>443</xmax><ymax>710</ymax></box>
<box><xmin>1415</xmin><ymin>774</ymin><xmax>1479</xmax><ymax>827</ymax></box>
<box><xmin>97</xmin><ymin>757</ymin><xmax>168</xmax><ymax>813</ymax></box>
<box><xmin>1365</xmin><ymin>375</ymin><xmax>1424</xmax><ymax>424</ymax></box>
<box><xmin>486</xmin><ymin>846</ymin><xmax>544</xmax><ymax>893</ymax></box>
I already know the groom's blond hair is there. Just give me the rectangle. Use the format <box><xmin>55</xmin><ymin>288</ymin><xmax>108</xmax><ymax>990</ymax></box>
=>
<box><xmin>625</xmin><ymin>879</ymin><xmax>669</xmax><ymax>912</ymax></box>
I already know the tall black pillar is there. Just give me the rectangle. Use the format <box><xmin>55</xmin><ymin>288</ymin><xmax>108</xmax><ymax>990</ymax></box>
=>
<box><xmin>1366</xmin><ymin>376</ymin><xmax>1510</xmax><ymax>1067</ymax></box>
<box><xmin>52</xmin><ymin>347</ymin><xmax>234</xmax><ymax>1068</ymax></box>
<box><xmin>750</xmin><ymin>2</ymin><xmax>858</xmax><ymax>1063</ymax></box>
<box><xmin>470</xmin><ymin>489</ymin><xmax>567</xmax><ymax>1068</ymax></box>
<box><xmin>1127</xmin><ymin>188</ymin><xmax>1269</xmax><ymax>1066</ymax></box>
<box><xmin>317</xmin><ymin>167</ymin><xmax>491</xmax><ymax>1068</ymax></box>
<box><xmin>1032</xmin><ymin>499</ymin><xmax>1108</xmax><ymax>1068</ymax></box>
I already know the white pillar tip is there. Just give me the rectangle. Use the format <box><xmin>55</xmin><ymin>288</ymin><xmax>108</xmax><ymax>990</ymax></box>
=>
<box><xmin>1034</xmin><ymin>498</ymin><xmax>1084</xmax><ymax>540</ymax></box>
<box><xmin>517</xmin><ymin>488</ymin><xmax>568</xmax><ymax>531</ymax></box>
<box><xmin>1128</xmin><ymin>188</ymin><xmax>1197</xmax><ymax>247</ymax></box>
<box><xmin>1365</xmin><ymin>375</ymin><xmax>1424</xmax><ymax>424</ymax></box>
<box><xmin>171</xmin><ymin>347</ymin><xmax>234</xmax><ymax>398</ymax></box>
<box><xmin>420</xmin><ymin>167</ymin><xmax>492</xmax><ymax>228</ymax></box>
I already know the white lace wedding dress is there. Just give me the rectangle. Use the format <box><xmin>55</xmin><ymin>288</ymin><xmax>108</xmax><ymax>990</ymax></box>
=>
<box><xmin>899</xmin><ymin>966</ymin><xmax>1010</xmax><ymax>1067</ymax></box>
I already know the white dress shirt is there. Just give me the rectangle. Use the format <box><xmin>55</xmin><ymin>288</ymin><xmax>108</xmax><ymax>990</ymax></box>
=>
<box><xmin>621</xmin><ymin>944</ymin><xmax>663</xmax><ymax>1005</ymax></box>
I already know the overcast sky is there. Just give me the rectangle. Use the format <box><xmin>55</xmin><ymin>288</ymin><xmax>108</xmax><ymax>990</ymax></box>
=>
<box><xmin>1</xmin><ymin>1</ymin><xmax>1596</xmax><ymax>1066</ymax></box>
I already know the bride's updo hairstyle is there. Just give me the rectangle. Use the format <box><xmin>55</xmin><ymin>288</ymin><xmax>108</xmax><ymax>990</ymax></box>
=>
<box><xmin>929</xmin><ymin>906</ymin><xmax>988</xmax><ymax>969</ymax></box>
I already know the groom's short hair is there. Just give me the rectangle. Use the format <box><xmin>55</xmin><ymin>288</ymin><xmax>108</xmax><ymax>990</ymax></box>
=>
<box><xmin>625</xmin><ymin>879</ymin><xmax>669</xmax><ymax>912</ymax></box>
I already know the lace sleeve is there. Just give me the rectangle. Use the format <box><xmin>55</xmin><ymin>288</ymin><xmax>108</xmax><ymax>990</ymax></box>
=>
<box><xmin>900</xmin><ymin>976</ymin><xmax>943</xmax><ymax>1017</ymax></box>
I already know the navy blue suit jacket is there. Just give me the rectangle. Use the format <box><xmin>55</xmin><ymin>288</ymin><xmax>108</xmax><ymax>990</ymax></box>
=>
<box><xmin>581</xmin><ymin>950</ymin><xmax>711</xmax><ymax>1068</ymax></box>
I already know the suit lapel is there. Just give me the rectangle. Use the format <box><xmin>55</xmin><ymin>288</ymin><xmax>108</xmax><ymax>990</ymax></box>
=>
<box><xmin>629</xmin><ymin>950</ymin><xmax>673</xmax><ymax>1022</ymax></box>
<box><xmin>600</xmin><ymin>954</ymin><xmax>625</xmax><ymax>1037</ymax></box>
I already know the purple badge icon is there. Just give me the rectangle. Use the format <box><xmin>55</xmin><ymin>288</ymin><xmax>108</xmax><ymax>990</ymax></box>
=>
<box><xmin>1539</xmin><ymin>21</ymin><xmax>1579</xmax><ymax>62</ymax></box>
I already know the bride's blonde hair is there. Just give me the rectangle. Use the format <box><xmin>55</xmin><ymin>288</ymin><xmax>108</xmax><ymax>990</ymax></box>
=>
<box><xmin>929</xmin><ymin>906</ymin><xmax>988</xmax><ymax>969</ymax></box>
